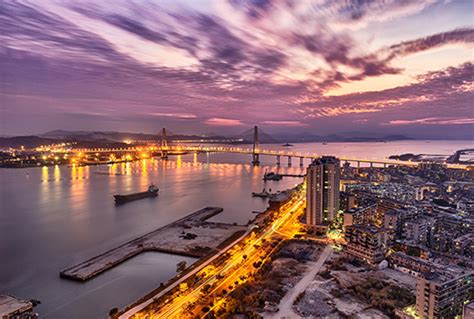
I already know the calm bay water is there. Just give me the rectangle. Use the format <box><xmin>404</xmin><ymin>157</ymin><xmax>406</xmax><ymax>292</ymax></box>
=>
<box><xmin>1</xmin><ymin>140</ymin><xmax>472</xmax><ymax>318</ymax></box>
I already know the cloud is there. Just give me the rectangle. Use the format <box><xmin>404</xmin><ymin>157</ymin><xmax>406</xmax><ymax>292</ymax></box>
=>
<box><xmin>298</xmin><ymin>63</ymin><xmax>474</xmax><ymax>119</ymax></box>
<box><xmin>204</xmin><ymin>118</ymin><xmax>244</xmax><ymax>126</ymax></box>
<box><xmin>0</xmin><ymin>0</ymin><xmax>472</xmax><ymax>137</ymax></box>
<box><xmin>227</xmin><ymin>0</ymin><xmax>436</xmax><ymax>29</ymax></box>
<box><xmin>387</xmin><ymin>117</ymin><xmax>474</xmax><ymax>125</ymax></box>
<box><xmin>149</xmin><ymin>113</ymin><xmax>197</xmax><ymax>119</ymax></box>
<box><xmin>0</xmin><ymin>2</ymin><xmax>125</xmax><ymax>64</ymax></box>
<box><xmin>385</xmin><ymin>28</ymin><xmax>474</xmax><ymax>60</ymax></box>
<box><xmin>289</xmin><ymin>34</ymin><xmax>401</xmax><ymax>78</ymax></box>
<box><xmin>324</xmin><ymin>0</ymin><xmax>438</xmax><ymax>29</ymax></box>
<box><xmin>260</xmin><ymin>121</ymin><xmax>308</xmax><ymax>126</ymax></box>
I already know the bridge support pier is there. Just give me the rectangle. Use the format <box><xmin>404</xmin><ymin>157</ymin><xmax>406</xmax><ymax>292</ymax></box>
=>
<box><xmin>252</xmin><ymin>153</ymin><xmax>260</xmax><ymax>165</ymax></box>
<box><xmin>357</xmin><ymin>161</ymin><xmax>361</xmax><ymax>168</ymax></box>
<box><xmin>288</xmin><ymin>156</ymin><xmax>292</xmax><ymax>166</ymax></box>
<box><xmin>299</xmin><ymin>157</ymin><xmax>304</xmax><ymax>167</ymax></box>
<box><xmin>252</xmin><ymin>126</ymin><xmax>260</xmax><ymax>166</ymax></box>
<box><xmin>383</xmin><ymin>163</ymin><xmax>387</xmax><ymax>168</ymax></box>
<box><xmin>276</xmin><ymin>155</ymin><xmax>281</xmax><ymax>166</ymax></box>
<box><xmin>370</xmin><ymin>162</ymin><xmax>373</xmax><ymax>168</ymax></box>
<box><xmin>160</xmin><ymin>127</ymin><xmax>168</xmax><ymax>160</ymax></box>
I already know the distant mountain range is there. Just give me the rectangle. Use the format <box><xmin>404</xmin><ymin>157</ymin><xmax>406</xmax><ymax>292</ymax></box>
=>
<box><xmin>0</xmin><ymin>136</ymin><xmax>60</xmax><ymax>148</ymax></box>
<box><xmin>0</xmin><ymin>135</ymin><xmax>133</xmax><ymax>149</ymax></box>
<box><xmin>42</xmin><ymin>130</ymin><xmax>166</xmax><ymax>141</ymax></box>
<box><xmin>0</xmin><ymin>129</ymin><xmax>416</xmax><ymax>148</ymax></box>
<box><xmin>274</xmin><ymin>131</ymin><xmax>413</xmax><ymax>143</ymax></box>
<box><xmin>41</xmin><ymin>129</ymin><xmax>230</xmax><ymax>141</ymax></box>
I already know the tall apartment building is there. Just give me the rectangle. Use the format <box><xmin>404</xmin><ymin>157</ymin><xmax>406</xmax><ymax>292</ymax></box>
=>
<box><xmin>344</xmin><ymin>224</ymin><xmax>388</xmax><ymax>265</ymax></box>
<box><xmin>416</xmin><ymin>267</ymin><xmax>473</xmax><ymax>319</ymax></box>
<box><xmin>305</xmin><ymin>156</ymin><xmax>340</xmax><ymax>228</ymax></box>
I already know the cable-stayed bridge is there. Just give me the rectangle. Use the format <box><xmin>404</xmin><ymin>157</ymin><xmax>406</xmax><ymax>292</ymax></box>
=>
<box><xmin>71</xmin><ymin>127</ymin><xmax>470</xmax><ymax>169</ymax></box>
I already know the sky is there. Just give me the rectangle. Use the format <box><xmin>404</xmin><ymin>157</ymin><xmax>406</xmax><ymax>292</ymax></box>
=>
<box><xmin>1</xmin><ymin>0</ymin><xmax>473</xmax><ymax>138</ymax></box>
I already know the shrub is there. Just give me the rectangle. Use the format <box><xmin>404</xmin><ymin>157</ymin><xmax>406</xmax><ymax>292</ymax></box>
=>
<box><xmin>319</xmin><ymin>270</ymin><xmax>333</xmax><ymax>280</ymax></box>
<box><xmin>109</xmin><ymin>307</ymin><xmax>118</xmax><ymax>318</ymax></box>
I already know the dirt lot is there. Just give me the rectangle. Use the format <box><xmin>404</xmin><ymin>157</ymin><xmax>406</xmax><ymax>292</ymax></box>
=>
<box><xmin>293</xmin><ymin>254</ymin><xmax>415</xmax><ymax>318</ymax></box>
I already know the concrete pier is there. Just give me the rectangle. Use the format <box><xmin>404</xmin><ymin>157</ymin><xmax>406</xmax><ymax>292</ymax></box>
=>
<box><xmin>60</xmin><ymin>207</ymin><xmax>245</xmax><ymax>281</ymax></box>
<box><xmin>0</xmin><ymin>294</ymin><xmax>33</xmax><ymax>318</ymax></box>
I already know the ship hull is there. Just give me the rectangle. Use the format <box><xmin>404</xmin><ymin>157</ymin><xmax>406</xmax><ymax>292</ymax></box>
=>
<box><xmin>114</xmin><ymin>189</ymin><xmax>158</xmax><ymax>204</ymax></box>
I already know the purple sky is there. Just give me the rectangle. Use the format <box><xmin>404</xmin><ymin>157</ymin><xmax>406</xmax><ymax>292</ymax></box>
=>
<box><xmin>1</xmin><ymin>0</ymin><xmax>473</xmax><ymax>138</ymax></box>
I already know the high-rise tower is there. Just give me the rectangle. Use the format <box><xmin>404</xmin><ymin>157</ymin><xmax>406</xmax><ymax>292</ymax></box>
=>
<box><xmin>306</xmin><ymin>156</ymin><xmax>340</xmax><ymax>227</ymax></box>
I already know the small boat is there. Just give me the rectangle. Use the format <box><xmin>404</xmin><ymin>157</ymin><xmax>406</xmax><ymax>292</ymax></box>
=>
<box><xmin>263</xmin><ymin>172</ymin><xmax>283</xmax><ymax>181</ymax></box>
<box><xmin>252</xmin><ymin>188</ymin><xmax>270</xmax><ymax>198</ymax></box>
<box><xmin>322</xmin><ymin>142</ymin><xmax>328</xmax><ymax>145</ymax></box>
<box><xmin>282</xmin><ymin>143</ymin><xmax>293</xmax><ymax>147</ymax></box>
<box><xmin>114</xmin><ymin>184</ymin><xmax>159</xmax><ymax>204</ymax></box>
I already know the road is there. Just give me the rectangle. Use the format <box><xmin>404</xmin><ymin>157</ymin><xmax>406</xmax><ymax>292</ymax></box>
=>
<box><xmin>118</xmin><ymin>226</ymin><xmax>255</xmax><ymax>319</ymax></box>
<box><xmin>140</xmin><ymin>193</ymin><xmax>306</xmax><ymax>318</ymax></box>
<box><xmin>271</xmin><ymin>245</ymin><xmax>333</xmax><ymax>319</ymax></box>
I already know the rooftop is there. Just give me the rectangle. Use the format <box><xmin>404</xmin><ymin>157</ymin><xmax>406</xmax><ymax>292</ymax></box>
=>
<box><xmin>391</xmin><ymin>252</ymin><xmax>433</xmax><ymax>268</ymax></box>
<box><xmin>391</xmin><ymin>252</ymin><xmax>473</xmax><ymax>283</ymax></box>
<box><xmin>346</xmin><ymin>224</ymin><xmax>385</xmax><ymax>235</ymax></box>
<box><xmin>385</xmin><ymin>209</ymin><xmax>399</xmax><ymax>216</ymax></box>
<box><xmin>423</xmin><ymin>265</ymin><xmax>473</xmax><ymax>284</ymax></box>
<box><xmin>310</xmin><ymin>156</ymin><xmax>339</xmax><ymax>166</ymax></box>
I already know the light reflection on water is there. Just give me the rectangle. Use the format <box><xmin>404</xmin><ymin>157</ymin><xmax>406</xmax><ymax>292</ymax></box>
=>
<box><xmin>0</xmin><ymin>140</ymin><xmax>472</xmax><ymax>318</ymax></box>
<box><xmin>1</xmin><ymin>152</ymin><xmax>301</xmax><ymax>319</ymax></box>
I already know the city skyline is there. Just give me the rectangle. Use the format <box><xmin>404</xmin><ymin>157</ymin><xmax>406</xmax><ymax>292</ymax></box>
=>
<box><xmin>1</xmin><ymin>0</ymin><xmax>473</xmax><ymax>138</ymax></box>
<box><xmin>1</xmin><ymin>2</ymin><xmax>474</xmax><ymax>318</ymax></box>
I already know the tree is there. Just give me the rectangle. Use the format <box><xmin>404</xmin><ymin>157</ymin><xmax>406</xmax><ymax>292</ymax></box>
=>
<box><xmin>176</xmin><ymin>261</ymin><xmax>187</xmax><ymax>272</ymax></box>
<box><xmin>109</xmin><ymin>307</ymin><xmax>118</xmax><ymax>318</ymax></box>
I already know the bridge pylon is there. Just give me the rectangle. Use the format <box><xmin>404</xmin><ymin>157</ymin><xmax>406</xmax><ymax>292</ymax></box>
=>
<box><xmin>252</xmin><ymin>125</ymin><xmax>260</xmax><ymax>165</ymax></box>
<box><xmin>160</xmin><ymin>127</ymin><xmax>168</xmax><ymax>159</ymax></box>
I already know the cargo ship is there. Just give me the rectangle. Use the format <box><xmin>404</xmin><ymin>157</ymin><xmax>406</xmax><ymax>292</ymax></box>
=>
<box><xmin>114</xmin><ymin>184</ymin><xmax>159</xmax><ymax>204</ymax></box>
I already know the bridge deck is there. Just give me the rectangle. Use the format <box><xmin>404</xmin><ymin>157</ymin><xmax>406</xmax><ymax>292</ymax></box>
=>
<box><xmin>71</xmin><ymin>146</ymin><xmax>469</xmax><ymax>169</ymax></box>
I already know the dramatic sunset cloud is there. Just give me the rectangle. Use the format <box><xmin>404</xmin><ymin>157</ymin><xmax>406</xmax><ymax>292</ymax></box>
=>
<box><xmin>0</xmin><ymin>0</ymin><xmax>472</xmax><ymax>138</ymax></box>
<box><xmin>205</xmin><ymin>118</ymin><xmax>244</xmax><ymax>126</ymax></box>
<box><xmin>388</xmin><ymin>117</ymin><xmax>474</xmax><ymax>125</ymax></box>
<box><xmin>149</xmin><ymin>113</ymin><xmax>198</xmax><ymax>119</ymax></box>
<box><xmin>261</xmin><ymin>121</ymin><xmax>308</xmax><ymax>127</ymax></box>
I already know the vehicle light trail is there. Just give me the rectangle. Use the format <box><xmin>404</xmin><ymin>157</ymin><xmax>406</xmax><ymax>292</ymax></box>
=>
<box><xmin>134</xmin><ymin>193</ymin><xmax>307</xmax><ymax>319</ymax></box>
